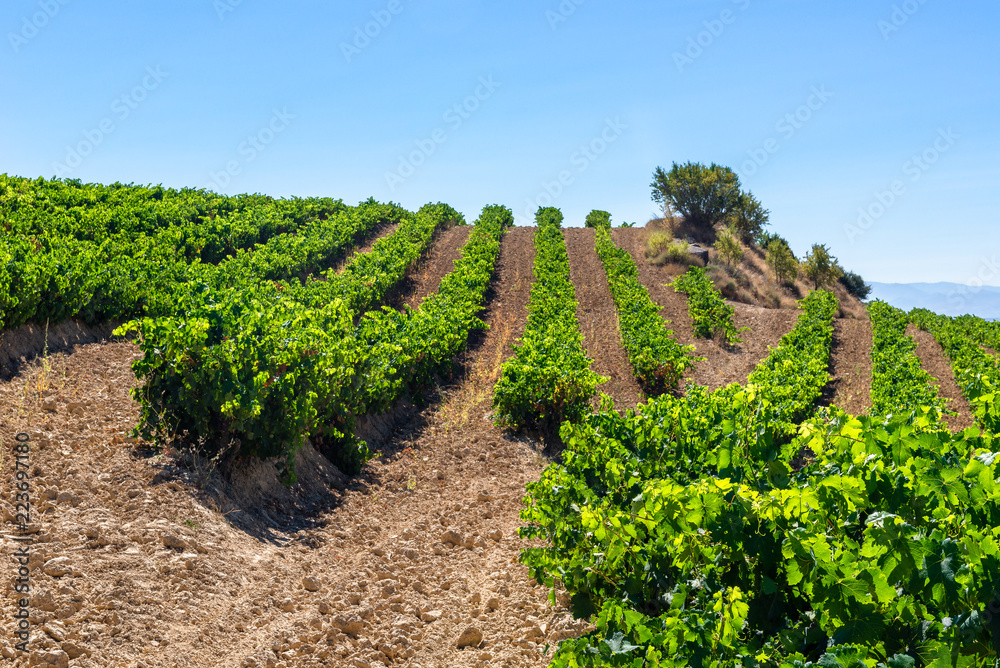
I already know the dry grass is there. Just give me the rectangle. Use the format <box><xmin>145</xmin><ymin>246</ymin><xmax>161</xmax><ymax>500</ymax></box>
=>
<box><xmin>645</xmin><ymin>232</ymin><xmax>696</xmax><ymax>268</ymax></box>
<box><xmin>692</xmin><ymin>237</ymin><xmax>868</xmax><ymax>317</ymax></box>
<box><xmin>438</xmin><ymin>318</ymin><xmax>515</xmax><ymax>430</ymax></box>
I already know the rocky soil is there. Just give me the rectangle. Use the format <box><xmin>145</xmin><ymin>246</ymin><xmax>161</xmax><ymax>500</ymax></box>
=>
<box><xmin>0</xmin><ymin>340</ymin><xmax>592</xmax><ymax>668</ymax></box>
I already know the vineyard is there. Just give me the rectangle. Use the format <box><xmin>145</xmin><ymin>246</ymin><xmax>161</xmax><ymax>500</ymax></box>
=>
<box><xmin>2</xmin><ymin>176</ymin><xmax>1000</xmax><ymax>667</ymax></box>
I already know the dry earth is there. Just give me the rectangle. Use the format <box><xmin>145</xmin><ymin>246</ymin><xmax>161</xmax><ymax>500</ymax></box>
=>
<box><xmin>822</xmin><ymin>318</ymin><xmax>874</xmax><ymax>416</ymax></box>
<box><xmin>0</xmin><ymin>226</ymin><xmax>592</xmax><ymax>668</ymax></box>
<box><xmin>563</xmin><ymin>228</ymin><xmax>644</xmax><ymax>410</ymax></box>
<box><xmin>0</xmin><ymin>340</ymin><xmax>591</xmax><ymax>668</ymax></box>
<box><xmin>907</xmin><ymin>324</ymin><xmax>976</xmax><ymax>431</ymax></box>
<box><xmin>402</xmin><ymin>227</ymin><xmax>473</xmax><ymax>310</ymax></box>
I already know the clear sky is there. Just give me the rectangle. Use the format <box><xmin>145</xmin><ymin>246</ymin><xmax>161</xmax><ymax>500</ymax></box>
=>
<box><xmin>3</xmin><ymin>1</ymin><xmax>998</xmax><ymax>285</ymax></box>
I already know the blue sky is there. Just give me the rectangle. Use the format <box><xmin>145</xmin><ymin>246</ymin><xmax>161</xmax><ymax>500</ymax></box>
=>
<box><xmin>3</xmin><ymin>0</ymin><xmax>998</xmax><ymax>285</ymax></box>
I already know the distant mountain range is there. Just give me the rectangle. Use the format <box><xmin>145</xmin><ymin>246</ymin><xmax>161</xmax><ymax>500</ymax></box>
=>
<box><xmin>868</xmin><ymin>282</ymin><xmax>1000</xmax><ymax>320</ymax></box>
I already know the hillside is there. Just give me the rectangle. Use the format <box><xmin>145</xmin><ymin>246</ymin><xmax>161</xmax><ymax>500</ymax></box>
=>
<box><xmin>0</xmin><ymin>204</ymin><xmax>985</xmax><ymax>666</ymax></box>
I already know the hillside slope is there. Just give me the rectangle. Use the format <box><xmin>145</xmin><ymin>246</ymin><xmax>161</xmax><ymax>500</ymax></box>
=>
<box><xmin>0</xmin><ymin>226</ymin><xmax>912</xmax><ymax>668</ymax></box>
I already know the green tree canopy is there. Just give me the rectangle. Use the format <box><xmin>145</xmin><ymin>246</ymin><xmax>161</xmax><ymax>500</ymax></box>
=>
<box><xmin>839</xmin><ymin>270</ymin><xmax>872</xmax><ymax>300</ymax></box>
<box><xmin>651</xmin><ymin>161</ymin><xmax>741</xmax><ymax>228</ymax></box>
<box><xmin>802</xmin><ymin>243</ymin><xmax>843</xmax><ymax>289</ymax></box>
<box><xmin>766</xmin><ymin>238</ymin><xmax>798</xmax><ymax>284</ymax></box>
<box><xmin>730</xmin><ymin>191</ymin><xmax>770</xmax><ymax>243</ymax></box>
<box><xmin>651</xmin><ymin>162</ymin><xmax>770</xmax><ymax>244</ymax></box>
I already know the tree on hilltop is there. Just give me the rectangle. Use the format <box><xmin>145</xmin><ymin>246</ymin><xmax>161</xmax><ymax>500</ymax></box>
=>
<box><xmin>802</xmin><ymin>243</ymin><xmax>843</xmax><ymax>289</ymax></box>
<box><xmin>650</xmin><ymin>162</ymin><xmax>769</xmax><ymax>241</ymax></box>
<box><xmin>651</xmin><ymin>162</ymin><xmax>740</xmax><ymax>228</ymax></box>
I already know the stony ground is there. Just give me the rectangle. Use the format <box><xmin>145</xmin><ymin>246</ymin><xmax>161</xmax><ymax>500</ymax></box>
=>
<box><xmin>0</xmin><ymin>225</ymin><xmax>889</xmax><ymax>668</ymax></box>
<box><xmin>0</xmin><ymin>340</ymin><xmax>592</xmax><ymax>668</ymax></box>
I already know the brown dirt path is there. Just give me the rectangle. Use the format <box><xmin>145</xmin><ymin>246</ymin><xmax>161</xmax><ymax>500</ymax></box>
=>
<box><xmin>563</xmin><ymin>228</ymin><xmax>644</xmax><ymax>411</ymax></box>
<box><xmin>821</xmin><ymin>317</ymin><xmax>874</xmax><ymax>416</ymax></box>
<box><xmin>907</xmin><ymin>324</ymin><xmax>977</xmax><ymax>431</ymax></box>
<box><xmin>610</xmin><ymin>228</ymin><xmax>797</xmax><ymax>392</ymax></box>
<box><xmin>403</xmin><ymin>226</ymin><xmax>473</xmax><ymax>309</ymax></box>
<box><xmin>437</xmin><ymin>226</ymin><xmax>536</xmax><ymax>430</ymax></box>
<box><xmin>0</xmin><ymin>224</ymin><xmax>584</xmax><ymax>668</ymax></box>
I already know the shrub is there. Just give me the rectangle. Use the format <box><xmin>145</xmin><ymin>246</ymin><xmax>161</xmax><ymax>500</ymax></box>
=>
<box><xmin>584</xmin><ymin>210</ymin><xmax>611</xmax><ymax>229</ymax></box>
<box><xmin>647</xmin><ymin>234</ymin><xmax>693</xmax><ymax>267</ymax></box>
<box><xmin>839</xmin><ymin>270</ymin><xmax>872</xmax><ymax>300</ymax></box>
<box><xmin>665</xmin><ymin>240</ymin><xmax>692</xmax><ymax>264</ymax></box>
<box><xmin>645</xmin><ymin>232</ymin><xmax>673</xmax><ymax>258</ymax></box>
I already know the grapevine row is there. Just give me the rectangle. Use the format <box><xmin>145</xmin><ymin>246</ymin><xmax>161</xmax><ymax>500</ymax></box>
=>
<box><xmin>910</xmin><ymin>309</ymin><xmax>1000</xmax><ymax>433</ymax></box>
<box><xmin>93</xmin><ymin>199</ymin><xmax>401</xmax><ymax>327</ymax></box>
<box><xmin>121</xmin><ymin>204</ymin><xmax>489</xmax><ymax>478</ymax></box>
<box><xmin>288</xmin><ymin>202</ymin><xmax>461</xmax><ymax>315</ymax></box>
<box><xmin>0</xmin><ymin>175</ymin><xmax>380</xmax><ymax>330</ymax></box>
<box><xmin>672</xmin><ymin>265</ymin><xmax>746</xmax><ymax>346</ymax></box>
<box><xmin>353</xmin><ymin>205</ymin><xmax>514</xmax><ymax>422</ymax></box>
<box><xmin>492</xmin><ymin>207</ymin><xmax>606</xmax><ymax>436</ymax></box>
<box><xmin>520</xmin><ymin>291</ymin><xmax>842</xmax><ymax>666</ymax></box>
<box><xmin>868</xmin><ymin>300</ymin><xmax>945</xmax><ymax>425</ymax></box>
<box><xmin>592</xmin><ymin>220</ymin><xmax>696</xmax><ymax>395</ymax></box>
